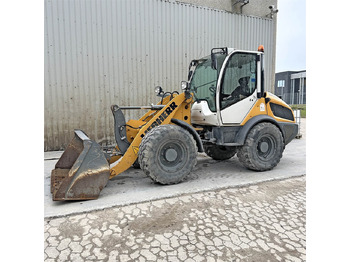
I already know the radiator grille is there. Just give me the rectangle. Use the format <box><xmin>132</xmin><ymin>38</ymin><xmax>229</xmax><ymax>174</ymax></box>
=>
<box><xmin>270</xmin><ymin>103</ymin><xmax>294</xmax><ymax>121</ymax></box>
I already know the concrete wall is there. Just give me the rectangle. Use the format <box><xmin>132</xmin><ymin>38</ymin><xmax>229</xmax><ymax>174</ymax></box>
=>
<box><xmin>176</xmin><ymin>0</ymin><xmax>233</xmax><ymax>12</ymax></box>
<box><xmin>177</xmin><ymin>0</ymin><xmax>278</xmax><ymax>17</ymax></box>
<box><xmin>232</xmin><ymin>0</ymin><xmax>277</xmax><ymax>17</ymax></box>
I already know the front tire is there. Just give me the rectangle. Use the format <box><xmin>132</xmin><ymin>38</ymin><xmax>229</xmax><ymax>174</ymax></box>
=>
<box><xmin>237</xmin><ymin>122</ymin><xmax>284</xmax><ymax>171</ymax></box>
<box><xmin>139</xmin><ymin>125</ymin><xmax>197</xmax><ymax>184</ymax></box>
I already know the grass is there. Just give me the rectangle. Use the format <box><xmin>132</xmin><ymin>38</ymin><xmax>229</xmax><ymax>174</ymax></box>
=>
<box><xmin>290</xmin><ymin>104</ymin><xmax>306</xmax><ymax>118</ymax></box>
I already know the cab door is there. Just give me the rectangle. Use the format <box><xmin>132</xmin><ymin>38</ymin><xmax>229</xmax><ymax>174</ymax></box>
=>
<box><xmin>217</xmin><ymin>52</ymin><xmax>259</xmax><ymax>125</ymax></box>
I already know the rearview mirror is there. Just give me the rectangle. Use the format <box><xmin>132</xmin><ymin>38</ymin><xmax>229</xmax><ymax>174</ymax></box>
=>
<box><xmin>211</xmin><ymin>53</ymin><xmax>218</xmax><ymax>70</ymax></box>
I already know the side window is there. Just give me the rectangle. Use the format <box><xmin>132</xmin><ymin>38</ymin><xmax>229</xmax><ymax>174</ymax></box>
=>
<box><xmin>220</xmin><ymin>53</ymin><xmax>257</xmax><ymax>110</ymax></box>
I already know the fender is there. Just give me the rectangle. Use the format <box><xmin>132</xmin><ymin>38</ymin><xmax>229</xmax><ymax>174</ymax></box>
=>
<box><xmin>171</xmin><ymin>118</ymin><xmax>204</xmax><ymax>152</ymax></box>
<box><xmin>235</xmin><ymin>115</ymin><xmax>297</xmax><ymax>146</ymax></box>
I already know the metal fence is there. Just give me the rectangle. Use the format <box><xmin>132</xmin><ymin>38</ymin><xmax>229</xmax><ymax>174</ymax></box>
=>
<box><xmin>293</xmin><ymin>110</ymin><xmax>302</xmax><ymax>138</ymax></box>
<box><xmin>44</xmin><ymin>0</ymin><xmax>275</xmax><ymax>150</ymax></box>
<box><xmin>282</xmin><ymin>92</ymin><xmax>306</xmax><ymax>105</ymax></box>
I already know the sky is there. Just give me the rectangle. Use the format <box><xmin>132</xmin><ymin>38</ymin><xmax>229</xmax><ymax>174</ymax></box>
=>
<box><xmin>275</xmin><ymin>0</ymin><xmax>306</xmax><ymax>73</ymax></box>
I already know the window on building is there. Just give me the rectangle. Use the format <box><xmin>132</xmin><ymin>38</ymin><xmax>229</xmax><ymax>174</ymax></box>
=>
<box><xmin>277</xmin><ymin>80</ymin><xmax>285</xmax><ymax>88</ymax></box>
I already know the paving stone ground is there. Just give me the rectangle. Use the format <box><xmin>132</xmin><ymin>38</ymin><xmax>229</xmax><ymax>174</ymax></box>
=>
<box><xmin>44</xmin><ymin>175</ymin><xmax>306</xmax><ymax>262</ymax></box>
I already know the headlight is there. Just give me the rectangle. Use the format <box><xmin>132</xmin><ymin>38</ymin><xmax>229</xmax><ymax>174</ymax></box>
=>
<box><xmin>181</xmin><ymin>81</ymin><xmax>188</xmax><ymax>90</ymax></box>
<box><xmin>154</xmin><ymin>86</ymin><xmax>162</xmax><ymax>94</ymax></box>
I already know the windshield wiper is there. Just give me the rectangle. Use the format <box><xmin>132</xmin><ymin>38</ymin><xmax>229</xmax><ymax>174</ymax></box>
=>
<box><xmin>192</xmin><ymin>79</ymin><xmax>217</xmax><ymax>90</ymax></box>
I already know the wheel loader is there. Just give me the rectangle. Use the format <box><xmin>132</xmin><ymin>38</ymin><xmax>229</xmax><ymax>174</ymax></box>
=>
<box><xmin>51</xmin><ymin>46</ymin><xmax>298</xmax><ymax>201</ymax></box>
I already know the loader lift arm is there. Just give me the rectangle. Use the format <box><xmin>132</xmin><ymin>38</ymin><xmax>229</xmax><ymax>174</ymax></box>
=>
<box><xmin>109</xmin><ymin>92</ymin><xmax>193</xmax><ymax>179</ymax></box>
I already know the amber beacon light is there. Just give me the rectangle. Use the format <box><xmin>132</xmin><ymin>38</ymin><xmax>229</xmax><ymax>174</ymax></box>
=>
<box><xmin>258</xmin><ymin>45</ymin><xmax>264</xmax><ymax>52</ymax></box>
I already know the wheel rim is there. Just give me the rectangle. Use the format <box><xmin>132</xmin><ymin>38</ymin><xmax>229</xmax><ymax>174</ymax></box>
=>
<box><xmin>256</xmin><ymin>135</ymin><xmax>276</xmax><ymax>161</ymax></box>
<box><xmin>159</xmin><ymin>141</ymin><xmax>186</xmax><ymax>172</ymax></box>
<box><xmin>165</xmin><ymin>148</ymin><xmax>178</xmax><ymax>161</ymax></box>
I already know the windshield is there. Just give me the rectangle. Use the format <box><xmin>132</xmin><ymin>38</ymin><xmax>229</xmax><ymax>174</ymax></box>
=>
<box><xmin>189</xmin><ymin>54</ymin><xmax>225</xmax><ymax>112</ymax></box>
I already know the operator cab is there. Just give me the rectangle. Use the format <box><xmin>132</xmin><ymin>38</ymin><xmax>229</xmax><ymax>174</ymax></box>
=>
<box><xmin>190</xmin><ymin>47</ymin><xmax>263</xmax><ymax>126</ymax></box>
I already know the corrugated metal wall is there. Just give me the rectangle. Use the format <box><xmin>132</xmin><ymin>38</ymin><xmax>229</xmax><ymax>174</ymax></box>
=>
<box><xmin>44</xmin><ymin>0</ymin><xmax>275</xmax><ymax>151</ymax></box>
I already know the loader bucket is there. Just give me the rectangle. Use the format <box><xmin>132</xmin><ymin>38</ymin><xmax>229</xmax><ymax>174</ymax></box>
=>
<box><xmin>51</xmin><ymin>130</ymin><xmax>110</xmax><ymax>201</ymax></box>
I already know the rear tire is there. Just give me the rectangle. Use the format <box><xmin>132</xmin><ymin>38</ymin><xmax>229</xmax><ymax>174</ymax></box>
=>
<box><xmin>133</xmin><ymin>158</ymin><xmax>140</xmax><ymax>169</ymax></box>
<box><xmin>139</xmin><ymin>125</ymin><xmax>197</xmax><ymax>184</ymax></box>
<box><xmin>237</xmin><ymin>122</ymin><xmax>284</xmax><ymax>171</ymax></box>
<box><xmin>204</xmin><ymin>145</ymin><xmax>237</xmax><ymax>160</ymax></box>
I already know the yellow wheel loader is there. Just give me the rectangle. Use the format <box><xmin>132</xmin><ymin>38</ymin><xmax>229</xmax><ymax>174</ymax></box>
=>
<box><xmin>51</xmin><ymin>46</ymin><xmax>298</xmax><ymax>201</ymax></box>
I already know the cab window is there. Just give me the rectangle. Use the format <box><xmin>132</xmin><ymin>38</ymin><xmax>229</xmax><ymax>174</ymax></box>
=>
<box><xmin>189</xmin><ymin>54</ymin><xmax>226</xmax><ymax>112</ymax></box>
<box><xmin>220</xmin><ymin>53</ymin><xmax>257</xmax><ymax>110</ymax></box>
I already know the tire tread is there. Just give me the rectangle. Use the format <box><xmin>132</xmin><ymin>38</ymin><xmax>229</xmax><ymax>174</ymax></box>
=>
<box><xmin>237</xmin><ymin>122</ymin><xmax>284</xmax><ymax>171</ymax></box>
<box><xmin>139</xmin><ymin>125</ymin><xmax>197</xmax><ymax>184</ymax></box>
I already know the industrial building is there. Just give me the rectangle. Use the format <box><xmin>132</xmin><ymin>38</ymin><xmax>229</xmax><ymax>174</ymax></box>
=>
<box><xmin>45</xmin><ymin>0</ymin><xmax>278</xmax><ymax>150</ymax></box>
<box><xmin>274</xmin><ymin>70</ymin><xmax>306</xmax><ymax>105</ymax></box>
